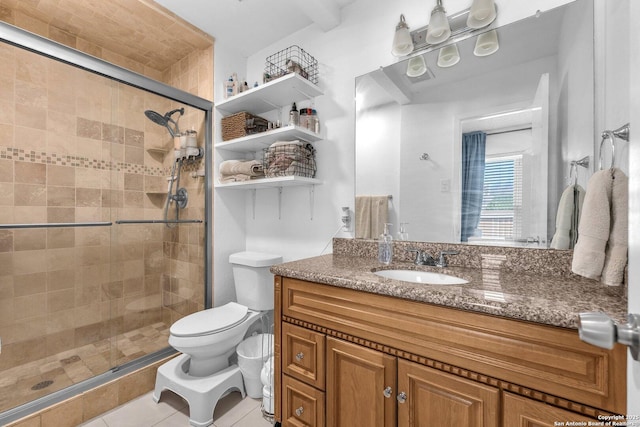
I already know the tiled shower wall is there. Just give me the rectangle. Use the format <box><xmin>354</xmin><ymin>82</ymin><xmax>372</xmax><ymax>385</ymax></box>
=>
<box><xmin>0</xmin><ymin>40</ymin><xmax>206</xmax><ymax>375</ymax></box>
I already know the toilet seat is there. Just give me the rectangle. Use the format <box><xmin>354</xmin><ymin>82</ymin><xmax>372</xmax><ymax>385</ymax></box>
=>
<box><xmin>170</xmin><ymin>302</ymin><xmax>249</xmax><ymax>338</ymax></box>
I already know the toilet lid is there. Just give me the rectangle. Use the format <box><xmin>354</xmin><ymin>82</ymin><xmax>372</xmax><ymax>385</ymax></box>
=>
<box><xmin>170</xmin><ymin>302</ymin><xmax>249</xmax><ymax>337</ymax></box>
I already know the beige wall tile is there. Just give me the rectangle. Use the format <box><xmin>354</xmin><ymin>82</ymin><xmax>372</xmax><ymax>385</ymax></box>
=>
<box><xmin>0</xmin><ymin>159</ymin><xmax>14</xmax><ymax>182</ymax></box>
<box><xmin>47</xmin><ymin>207</ymin><xmax>74</xmax><ymax>223</ymax></box>
<box><xmin>47</xmin><ymin>269</ymin><xmax>75</xmax><ymax>291</ymax></box>
<box><xmin>124</xmin><ymin>145</ymin><xmax>143</xmax><ymax>165</ymax></box>
<box><xmin>14</xmin><ymin>293</ymin><xmax>46</xmax><ymax>321</ymax></box>
<box><xmin>15</xmin><ymin>80</ymin><xmax>47</xmax><ymax>109</ymax></box>
<box><xmin>46</xmin><ymin>186</ymin><xmax>75</xmax><ymax>207</ymax></box>
<box><xmin>76</xmin><ymin>117</ymin><xmax>101</xmax><ymax>140</ymax></box>
<box><xmin>47</xmin><ymin>289</ymin><xmax>75</xmax><ymax>313</ymax></box>
<box><xmin>76</xmin><ymin>188</ymin><xmax>101</xmax><ymax>207</ymax></box>
<box><xmin>14</xmin><ymin>183</ymin><xmax>46</xmax><ymax>206</ymax></box>
<box><xmin>15</xmin><ymin>103</ymin><xmax>46</xmax><ymax>130</ymax></box>
<box><xmin>46</xmin><ymin>228</ymin><xmax>75</xmax><ymax>249</ymax></box>
<box><xmin>46</xmin><ymin>165</ymin><xmax>75</xmax><ymax>187</ymax></box>
<box><xmin>0</xmin><ymin>183</ymin><xmax>14</xmax><ymax>207</ymax></box>
<box><xmin>0</xmin><ymin>230</ymin><xmax>13</xmax><ymax>252</ymax></box>
<box><xmin>15</xmin><ymin>161</ymin><xmax>46</xmax><ymax>184</ymax></box>
<box><xmin>82</xmin><ymin>380</ymin><xmax>119</xmax><ymax>421</ymax></box>
<box><xmin>46</xmin><ymin>248</ymin><xmax>76</xmax><ymax>271</ymax></box>
<box><xmin>14</xmin><ymin>229</ymin><xmax>46</xmax><ymax>251</ymax></box>
<box><xmin>14</xmin><ymin>126</ymin><xmax>46</xmax><ymax>152</ymax></box>
<box><xmin>40</xmin><ymin>396</ymin><xmax>82</xmax><ymax>427</ymax></box>
<box><xmin>13</xmin><ymin>249</ymin><xmax>46</xmax><ymax>275</ymax></box>
<box><xmin>14</xmin><ymin>272</ymin><xmax>47</xmax><ymax>297</ymax></box>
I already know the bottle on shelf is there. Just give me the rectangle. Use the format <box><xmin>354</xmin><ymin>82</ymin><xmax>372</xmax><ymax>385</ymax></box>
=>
<box><xmin>378</xmin><ymin>223</ymin><xmax>393</xmax><ymax>265</ymax></box>
<box><xmin>299</xmin><ymin>108</ymin><xmax>309</xmax><ymax>129</ymax></box>
<box><xmin>311</xmin><ymin>109</ymin><xmax>319</xmax><ymax>133</ymax></box>
<box><xmin>289</xmin><ymin>102</ymin><xmax>299</xmax><ymax>126</ymax></box>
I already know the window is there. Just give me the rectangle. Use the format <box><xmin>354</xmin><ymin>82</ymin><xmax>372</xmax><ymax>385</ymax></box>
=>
<box><xmin>477</xmin><ymin>155</ymin><xmax>523</xmax><ymax>240</ymax></box>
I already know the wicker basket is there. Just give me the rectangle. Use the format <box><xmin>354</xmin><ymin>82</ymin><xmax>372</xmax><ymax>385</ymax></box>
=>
<box><xmin>221</xmin><ymin>111</ymin><xmax>269</xmax><ymax>141</ymax></box>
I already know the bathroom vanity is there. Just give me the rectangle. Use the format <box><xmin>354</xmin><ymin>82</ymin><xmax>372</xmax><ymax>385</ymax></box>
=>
<box><xmin>271</xmin><ymin>251</ymin><xmax>627</xmax><ymax>426</ymax></box>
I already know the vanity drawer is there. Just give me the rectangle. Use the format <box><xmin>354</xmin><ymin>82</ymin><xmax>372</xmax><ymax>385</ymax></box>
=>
<box><xmin>282</xmin><ymin>375</ymin><xmax>325</xmax><ymax>427</ymax></box>
<box><xmin>282</xmin><ymin>322</ymin><xmax>326</xmax><ymax>390</ymax></box>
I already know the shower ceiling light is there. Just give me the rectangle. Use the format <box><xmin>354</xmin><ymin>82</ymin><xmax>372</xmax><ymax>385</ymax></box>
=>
<box><xmin>392</xmin><ymin>14</ymin><xmax>414</xmax><ymax>57</ymax></box>
<box><xmin>426</xmin><ymin>0</ymin><xmax>451</xmax><ymax>45</ymax></box>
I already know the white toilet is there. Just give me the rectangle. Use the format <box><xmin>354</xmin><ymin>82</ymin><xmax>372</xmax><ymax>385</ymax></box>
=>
<box><xmin>153</xmin><ymin>251</ymin><xmax>282</xmax><ymax>427</ymax></box>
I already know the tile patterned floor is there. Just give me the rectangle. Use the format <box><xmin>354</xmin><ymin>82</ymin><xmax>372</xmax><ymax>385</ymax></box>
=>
<box><xmin>0</xmin><ymin>322</ymin><xmax>171</xmax><ymax>413</ymax></box>
<box><xmin>79</xmin><ymin>389</ymin><xmax>273</xmax><ymax>427</ymax></box>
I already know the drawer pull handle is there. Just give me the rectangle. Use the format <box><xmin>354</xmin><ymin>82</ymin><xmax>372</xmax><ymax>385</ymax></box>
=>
<box><xmin>295</xmin><ymin>406</ymin><xmax>304</xmax><ymax>417</ymax></box>
<box><xmin>295</xmin><ymin>352</ymin><xmax>304</xmax><ymax>361</ymax></box>
<box><xmin>383</xmin><ymin>386</ymin><xmax>392</xmax><ymax>398</ymax></box>
<box><xmin>397</xmin><ymin>392</ymin><xmax>407</xmax><ymax>403</ymax></box>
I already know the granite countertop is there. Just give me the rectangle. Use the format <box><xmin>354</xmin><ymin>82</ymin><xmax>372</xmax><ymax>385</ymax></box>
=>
<box><xmin>271</xmin><ymin>254</ymin><xmax>628</xmax><ymax>329</ymax></box>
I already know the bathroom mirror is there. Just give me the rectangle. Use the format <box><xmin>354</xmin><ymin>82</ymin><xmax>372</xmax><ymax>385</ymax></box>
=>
<box><xmin>355</xmin><ymin>0</ymin><xmax>594</xmax><ymax>248</ymax></box>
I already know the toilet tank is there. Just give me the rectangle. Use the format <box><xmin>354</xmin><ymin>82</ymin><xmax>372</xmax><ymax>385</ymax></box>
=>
<box><xmin>229</xmin><ymin>251</ymin><xmax>282</xmax><ymax>311</ymax></box>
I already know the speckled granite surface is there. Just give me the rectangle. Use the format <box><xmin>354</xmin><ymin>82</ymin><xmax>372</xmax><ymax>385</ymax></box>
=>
<box><xmin>271</xmin><ymin>252</ymin><xmax>628</xmax><ymax>330</ymax></box>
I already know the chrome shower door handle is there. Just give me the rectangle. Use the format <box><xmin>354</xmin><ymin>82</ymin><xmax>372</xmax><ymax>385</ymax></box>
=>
<box><xmin>578</xmin><ymin>312</ymin><xmax>640</xmax><ymax>360</ymax></box>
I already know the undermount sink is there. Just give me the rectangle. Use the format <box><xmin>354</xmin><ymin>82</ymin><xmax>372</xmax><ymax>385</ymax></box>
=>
<box><xmin>374</xmin><ymin>269</ymin><xmax>469</xmax><ymax>285</ymax></box>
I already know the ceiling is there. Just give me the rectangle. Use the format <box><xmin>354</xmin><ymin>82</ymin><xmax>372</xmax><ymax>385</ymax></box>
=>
<box><xmin>154</xmin><ymin>0</ymin><xmax>355</xmax><ymax>58</ymax></box>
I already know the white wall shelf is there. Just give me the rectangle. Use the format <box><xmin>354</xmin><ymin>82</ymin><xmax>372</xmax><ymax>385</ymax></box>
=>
<box><xmin>215</xmin><ymin>73</ymin><xmax>323</xmax><ymax>115</ymax></box>
<box><xmin>214</xmin><ymin>175</ymin><xmax>321</xmax><ymax>190</ymax></box>
<box><xmin>215</xmin><ymin>125</ymin><xmax>322</xmax><ymax>153</ymax></box>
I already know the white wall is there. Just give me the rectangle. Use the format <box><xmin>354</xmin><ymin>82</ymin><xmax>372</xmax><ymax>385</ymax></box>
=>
<box><xmin>212</xmin><ymin>0</ymin><xmax>576</xmax><ymax>302</ymax></box>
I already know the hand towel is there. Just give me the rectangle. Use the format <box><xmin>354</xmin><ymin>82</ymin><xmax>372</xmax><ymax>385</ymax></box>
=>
<box><xmin>571</xmin><ymin>170</ymin><xmax>613</xmax><ymax>280</ymax></box>
<box><xmin>550</xmin><ymin>184</ymin><xmax>585</xmax><ymax>250</ymax></box>
<box><xmin>355</xmin><ymin>196</ymin><xmax>372</xmax><ymax>239</ymax></box>
<box><xmin>370</xmin><ymin>196</ymin><xmax>389</xmax><ymax>238</ymax></box>
<box><xmin>601</xmin><ymin>168</ymin><xmax>628</xmax><ymax>286</ymax></box>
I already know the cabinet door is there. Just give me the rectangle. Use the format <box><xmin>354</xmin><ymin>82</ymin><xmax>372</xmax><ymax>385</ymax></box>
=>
<box><xmin>326</xmin><ymin>337</ymin><xmax>396</xmax><ymax>427</ymax></box>
<box><xmin>503</xmin><ymin>392</ymin><xmax>595</xmax><ymax>427</ymax></box>
<box><xmin>397</xmin><ymin>359</ymin><xmax>499</xmax><ymax>427</ymax></box>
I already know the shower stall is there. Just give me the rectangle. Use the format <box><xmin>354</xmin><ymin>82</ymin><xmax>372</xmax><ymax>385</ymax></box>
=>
<box><xmin>0</xmin><ymin>22</ymin><xmax>212</xmax><ymax>423</ymax></box>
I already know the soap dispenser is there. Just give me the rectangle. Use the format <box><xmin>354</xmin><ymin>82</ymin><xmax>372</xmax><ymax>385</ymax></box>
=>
<box><xmin>378</xmin><ymin>223</ymin><xmax>393</xmax><ymax>265</ymax></box>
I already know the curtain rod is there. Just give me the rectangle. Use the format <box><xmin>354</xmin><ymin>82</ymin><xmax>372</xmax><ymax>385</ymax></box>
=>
<box><xmin>486</xmin><ymin>126</ymin><xmax>532</xmax><ymax>136</ymax></box>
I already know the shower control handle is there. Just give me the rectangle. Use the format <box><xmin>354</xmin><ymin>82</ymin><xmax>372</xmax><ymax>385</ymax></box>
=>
<box><xmin>295</xmin><ymin>352</ymin><xmax>304</xmax><ymax>361</ymax></box>
<box><xmin>578</xmin><ymin>312</ymin><xmax>640</xmax><ymax>360</ymax></box>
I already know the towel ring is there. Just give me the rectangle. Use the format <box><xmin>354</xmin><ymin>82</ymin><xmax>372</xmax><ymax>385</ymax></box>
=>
<box><xmin>598</xmin><ymin>130</ymin><xmax>615</xmax><ymax>170</ymax></box>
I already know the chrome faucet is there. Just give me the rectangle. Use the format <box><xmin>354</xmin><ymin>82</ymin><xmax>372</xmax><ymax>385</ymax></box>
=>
<box><xmin>408</xmin><ymin>249</ymin><xmax>436</xmax><ymax>266</ymax></box>
<box><xmin>436</xmin><ymin>250</ymin><xmax>458</xmax><ymax>268</ymax></box>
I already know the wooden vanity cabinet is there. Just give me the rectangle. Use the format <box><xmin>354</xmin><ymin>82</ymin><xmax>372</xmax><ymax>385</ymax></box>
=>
<box><xmin>274</xmin><ymin>276</ymin><xmax>626</xmax><ymax>427</ymax></box>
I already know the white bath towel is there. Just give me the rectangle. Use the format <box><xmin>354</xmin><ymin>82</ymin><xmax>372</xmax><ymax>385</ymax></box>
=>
<box><xmin>550</xmin><ymin>184</ymin><xmax>585</xmax><ymax>250</ymax></box>
<box><xmin>601</xmin><ymin>169</ymin><xmax>628</xmax><ymax>286</ymax></box>
<box><xmin>571</xmin><ymin>170</ymin><xmax>613</xmax><ymax>280</ymax></box>
<box><xmin>219</xmin><ymin>160</ymin><xmax>264</xmax><ymax>177</ymax></box>
<box><xmin>355</xmin><ymin>195</ymin><xmax>389</xmax><ymax>239</ymax></box>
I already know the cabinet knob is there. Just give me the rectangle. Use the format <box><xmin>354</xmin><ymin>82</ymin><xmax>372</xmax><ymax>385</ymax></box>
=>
<box><xmin>397</xmin><ymin>392</ymin><xmax>407</xmax><ymax>403</ymax></box>
<box><xmin>295</xmin><ymin>406</ymin><xmax>304</xmax><ymax>417</ymax></box>
<box><xmin>295</xmin><ymin>352</ymin><xmax>304</xmax><ymax>361</ymax></box>
<box><xmin>383</xmin><ymin>386</ymin><xmax>392</xmax><ymax>398</ymax></box>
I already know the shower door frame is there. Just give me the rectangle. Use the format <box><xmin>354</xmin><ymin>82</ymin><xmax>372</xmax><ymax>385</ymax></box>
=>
<box><xmin>0</xmin><ymin>21</ymin><xmax>213</xmax><ymax>424</ymax></box>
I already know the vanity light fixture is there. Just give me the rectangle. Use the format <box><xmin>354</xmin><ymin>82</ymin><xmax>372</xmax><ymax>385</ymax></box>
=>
<box><xmin>393</xmin><ymin>1</ymin><xmax>498</xmax><ymax>56</ymax></box>
<box><xmin>467</xmin><ymin>0</ymin><xmax>497</xmax><ymax>29</ymax></box>
<box><xmin>473</xmin><ymin>29</ymin><xmax>499</xmax><ymax>56</ymax></box>
<box><xmin>406</xmin><ymin>54</ymin><xmax>428</xmax><ymax>77</ymax></box>
<box><xmin>426</xmin><ymin>0</ymin><xmax>452</xmax><ymax>45</ymax></box>
<box><xmin>392</xmin><ymin>14</ymin><xmax>415</xmax><ymax>56</ymax></box>
<box><xmin>437</xmin><ymin>43</ymin><xmax>460</xmax><ymax>67</ymax></box>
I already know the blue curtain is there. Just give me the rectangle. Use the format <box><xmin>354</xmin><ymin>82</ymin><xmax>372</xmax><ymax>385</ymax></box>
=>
<box><xmin>461</xmin><ymin>131</ymin><xmax>486</xmax><ymax>242</ymax></box>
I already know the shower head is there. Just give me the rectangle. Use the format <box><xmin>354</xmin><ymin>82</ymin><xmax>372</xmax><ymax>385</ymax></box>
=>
<box><xmin>144</xmin><ymin>108</ymin><xmax>184</xmax><ymax>137</ymax></box>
